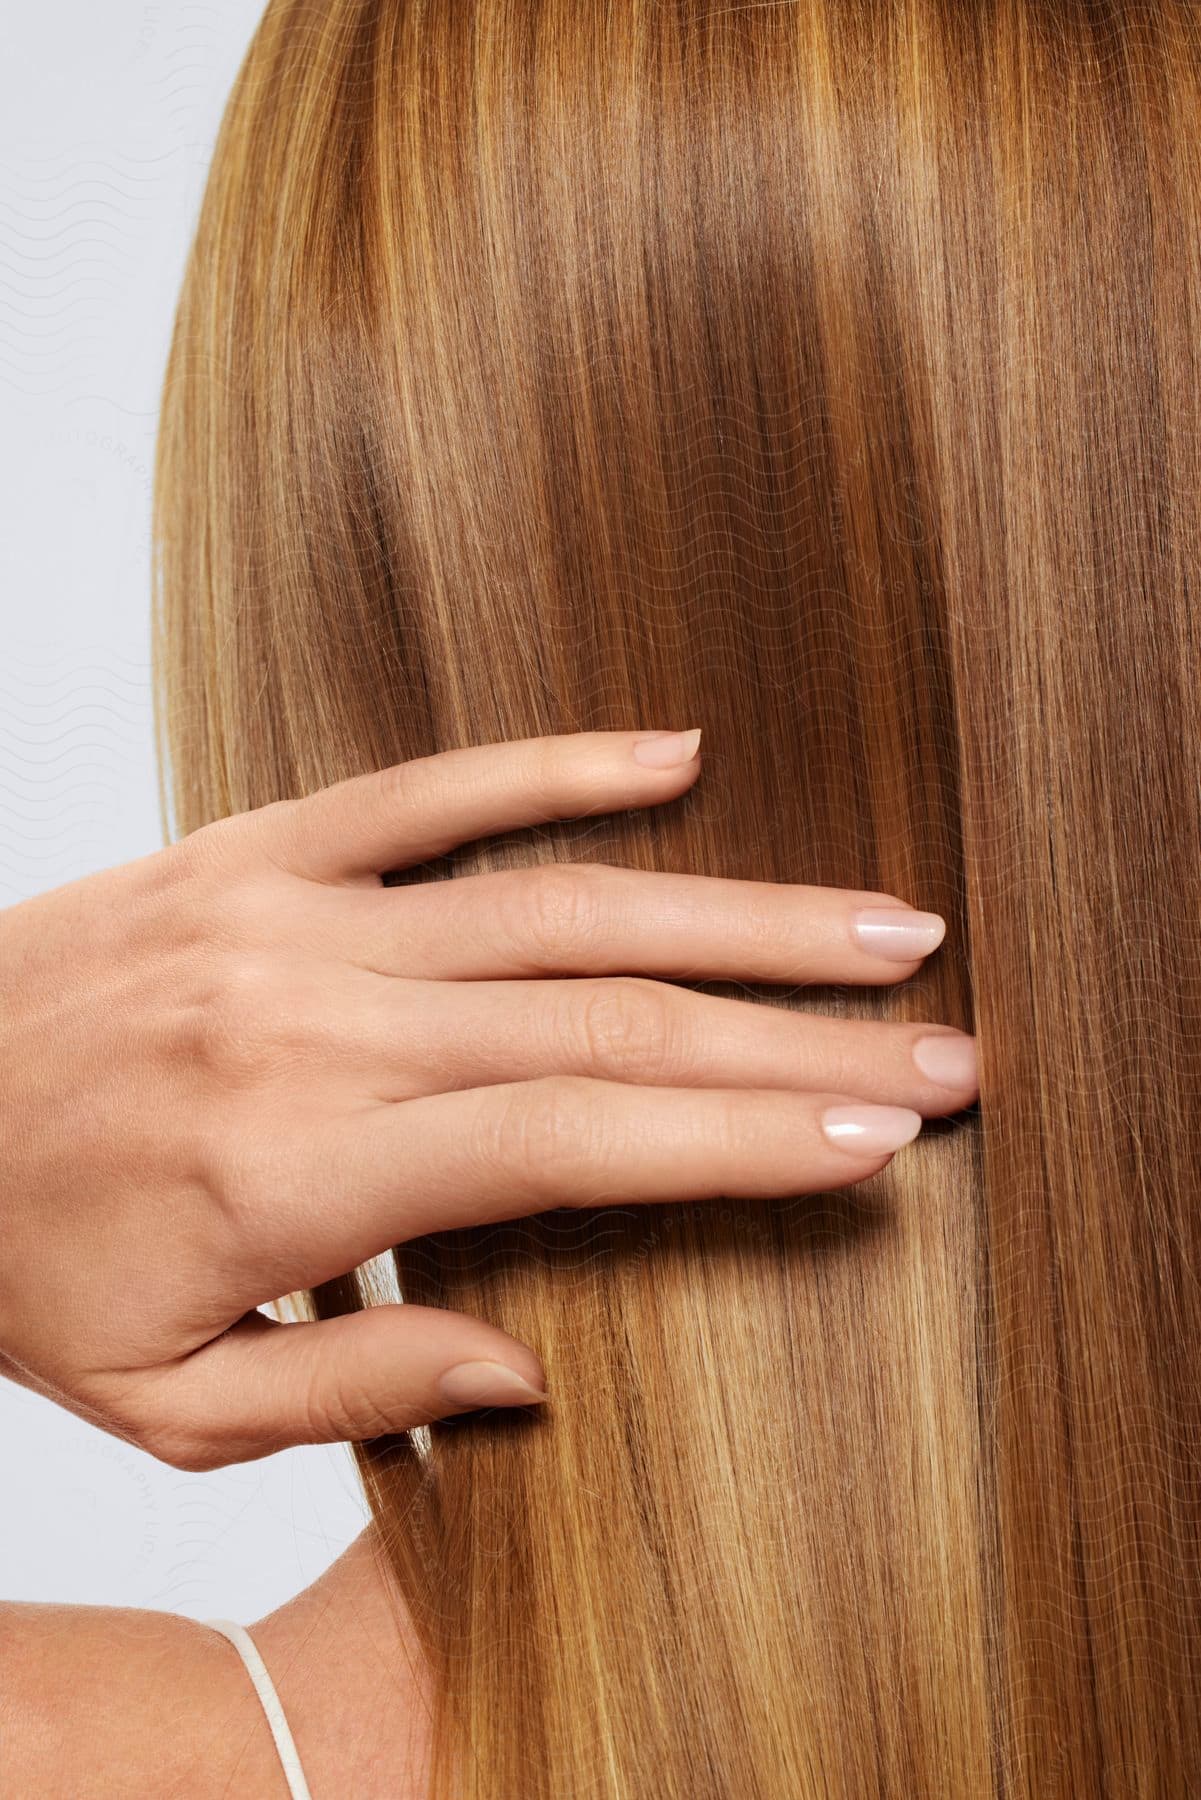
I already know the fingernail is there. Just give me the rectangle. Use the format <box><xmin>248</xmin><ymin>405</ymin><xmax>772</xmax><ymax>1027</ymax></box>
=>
<box><xmin>631</xmin><ymin>727</ymin><xmax>703</xmax><ymax>768</ymax></box>
<box><xmin>851</xmin><ymin>907</ymin><xmax>946</xmax><ymax>960</ymax></box>
<box><xmin>912</xmin><ymin>1033</ymin><xmax>977</xmax><ymax>1088</ymax></box>
<box><xmin>437</xmin><ymin>1360</ymin><xmax>549</xmax><ymax>1409</ymax></box>
<box><xmin>821</xmin><ymin>1103</ymin><xmax>923</xmax><ymax>1155</ymax></box>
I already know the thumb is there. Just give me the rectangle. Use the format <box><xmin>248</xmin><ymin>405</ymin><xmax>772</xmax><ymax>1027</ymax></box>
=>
<box><xmin>146</xmin><ymin>1305</ymin><xmax>549</xmax><ymax>1470</ymax></box>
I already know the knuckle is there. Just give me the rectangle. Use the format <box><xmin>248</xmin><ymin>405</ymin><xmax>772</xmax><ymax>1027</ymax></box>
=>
<box><xmin>166</xmin><ymin>820</ymin><xmax>222</xmax><ymax>880</ymax></box>
<box><xmin>128</xmin><ymin>830</ymin><xmax>232</xmax><ymax>949</ymax></box>
<box><xmin>373</xmin><ymin>758</ymin><xmax>423</xmax><ymax>818</ymax></box>
<box><xmin>530</xmin><ymin>733</ymin><xmax>561</xmax><ymax>791</ymax></box>
<box><xmin>155</xmin><ymin>854</ymin><xmax>280</xmax><ymax>966</ymax></box>
<box><xmin>737</xmin><ymin>893</ymin><xmax>790</xmax><ymax>962</ymax></box>
<box><xmin>128</xmin><ymin>1400</ymin><xmax>223</xmax><ymax>1473</ymax></box>
<box><xmin>800</xmin><ymin>1024</ymin><xmax>869</xmax><ymax>1098</ymax></box>
<box><xmin>191</xmin><ymin>973</ymin><xmax>260</xmax><ymax>1080</ymax></box>
<box><xmin>512</xmin><ymin>862</ymin><xmax>601</xmax><ymax>964</ymax></box>
<box><xmin>173</xmin><ymin>812</ymin><xmax>253</xmax><ymax>880</ymax></box>
<box><xmin>303</xmin><ymin>1369</ymin><xmax>392</xmax><ymax>1443</ymax></box>
<box><xmin>529</xmin><ymin>733</ymin><xmax>585</xmax><ymax>807</ymax></box>
<box><xmin>188</xmin><ymin>951</ymin><xmax>289</xmax><ymax>1082</ymax></box>
<box><xmin>685</xmin><ymin>1089</ymin><xmax>760</xmax><ymax>1176</ymax></box>
<box><xmin>488</xmin><ymin>1075</ymin><xmax>597</xmax><ymax>1191</ymax></box>
<box><xmin>151</xmin><ymin>1427</ymin><xmax>224</xmax><ymax>1474</ymax></box>
<box><xmin>724</xmin><ymin>1091</ymin><xmax>774</xmax><ymax>1164</ymax></box>
<box><xmin>200</xmin><ymin>1113</ymin><xmax>287</xmax><ymax>1229</ymax></box>
<box><xmin>241</xmin><ymin>796</ymin><xmax>308</xmax><ymax>869</ymax></box>
<box><xmin>89</xmin><ymin>1374</ymin><xmax>238</xmax><ymax>1478</ymax></box>
<box><xmin>576</xmin><ymin>977</ymin><xmax>679</xmax><ymax>1082</ymax></box>
<box><xmin>209</xmin><ymin>869</ymin><xmax>290</xmax><ymax>949</ymax></box>
<box><xmin>139</xmin><ymin>831</ymin><xmax>206</xmax><ymax>900</ymax></box>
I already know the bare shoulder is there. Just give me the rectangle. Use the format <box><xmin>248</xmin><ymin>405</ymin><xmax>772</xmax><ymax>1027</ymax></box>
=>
<box><xmin>0</xmin><ymin>1602</ymin><xmax>291</xmax><ymax>1798</ymax></box>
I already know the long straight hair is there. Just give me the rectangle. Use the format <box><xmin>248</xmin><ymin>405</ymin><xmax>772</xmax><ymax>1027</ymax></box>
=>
<box><xmin>153</xmin><ymin>3</ymin><xmax>1201</xmax><ymax>1794</ymax></box>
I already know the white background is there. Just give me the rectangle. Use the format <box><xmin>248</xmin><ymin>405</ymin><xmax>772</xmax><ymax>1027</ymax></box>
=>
<box><xmin>0</xmin><ymin>1</ymin><xmax>369</xmax><ymax>1620</ymax></box>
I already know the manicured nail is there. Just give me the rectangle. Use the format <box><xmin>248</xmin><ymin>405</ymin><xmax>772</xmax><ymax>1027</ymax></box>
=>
<box><xmin>821</xmin><ymin>1103</ymin><xmax>923</xmax><ymax>1156</ymax></box>
<box><xmin>437</xmin><ymin>1360</ymin><xmax>549</xmax><ymax>1409</ymax></box>
<box><xmin>912</xmin><ymin>1033</ymin><xmax>977</xmax><ymax>1088</ymax></box>
<box><xmin>631</xmin><ymin>727</ymin><xmax>703</xmax><ymax>768</ymax></box>
<box><xmin>851</xmin><ymin>906</ymin><xmax>946</xmax><ymax>960</ymax></box>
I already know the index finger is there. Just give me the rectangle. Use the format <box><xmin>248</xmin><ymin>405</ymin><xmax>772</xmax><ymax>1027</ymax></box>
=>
<box><xmin>249</xmin><ymin>728</ymin><xmax>704</xmax><ymax>882</ymax></box>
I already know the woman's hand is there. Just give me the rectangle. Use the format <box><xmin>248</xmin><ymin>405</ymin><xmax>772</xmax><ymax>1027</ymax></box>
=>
<box><xmin>0</xmin><ymin>728</ymin><xmax>975</xmax><ymax>1471</ymax></box>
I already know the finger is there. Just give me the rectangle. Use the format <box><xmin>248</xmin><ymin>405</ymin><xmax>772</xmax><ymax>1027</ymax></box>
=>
<box><xmin>247</xmin><ymin>1081</ymin><xmax>927</xmax><ymax>1296</ymax></box>
<box><xmin>352</xmin><ymin>976</ymin><xmax>977</xmax><ymax>1113</ymax></box>
<box><xmin>148</xmin><ymin>1305</ymin><xmax>548</xmax><ymax>1468</ymax></box>
<box><xmin>246</xmin><ymin>729</ymin><xmax>704</xmax><ymax>882</ymax></box>
<box><xmin>350</xmin><ymin>861</ymin><xmax>948</xmax><ymax>984</ymax></box>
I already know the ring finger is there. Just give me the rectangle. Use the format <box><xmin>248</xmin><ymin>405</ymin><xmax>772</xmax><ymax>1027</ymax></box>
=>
<box><xmin>351</xmin><ymin>974</ymin><xmax>978</xmax><ymax>1113</ymax></box>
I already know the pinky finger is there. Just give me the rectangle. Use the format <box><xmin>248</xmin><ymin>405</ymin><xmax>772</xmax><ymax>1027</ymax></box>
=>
<box><xmin>278</xmin><ymin>1080</ymin><xmax>926</xmax><ymax>1293</ymax></box>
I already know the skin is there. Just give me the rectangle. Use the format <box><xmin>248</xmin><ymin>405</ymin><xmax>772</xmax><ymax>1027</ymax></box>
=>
<box><xmin>0</xmin><ymin>1528</ymin><xmax>425</xmax><ymax>1798</ymax></box>
<box><xmin>0</xmin><ymin>726</ymin><xmax>978</xmax><ymax>1790</ymax></box>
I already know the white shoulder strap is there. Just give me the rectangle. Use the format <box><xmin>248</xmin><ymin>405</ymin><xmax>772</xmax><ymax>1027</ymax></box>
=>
<box><xmin>204</xmin><ymin>1618</ymin><xmax>315</xmax><ymax>1800</ymax></box>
